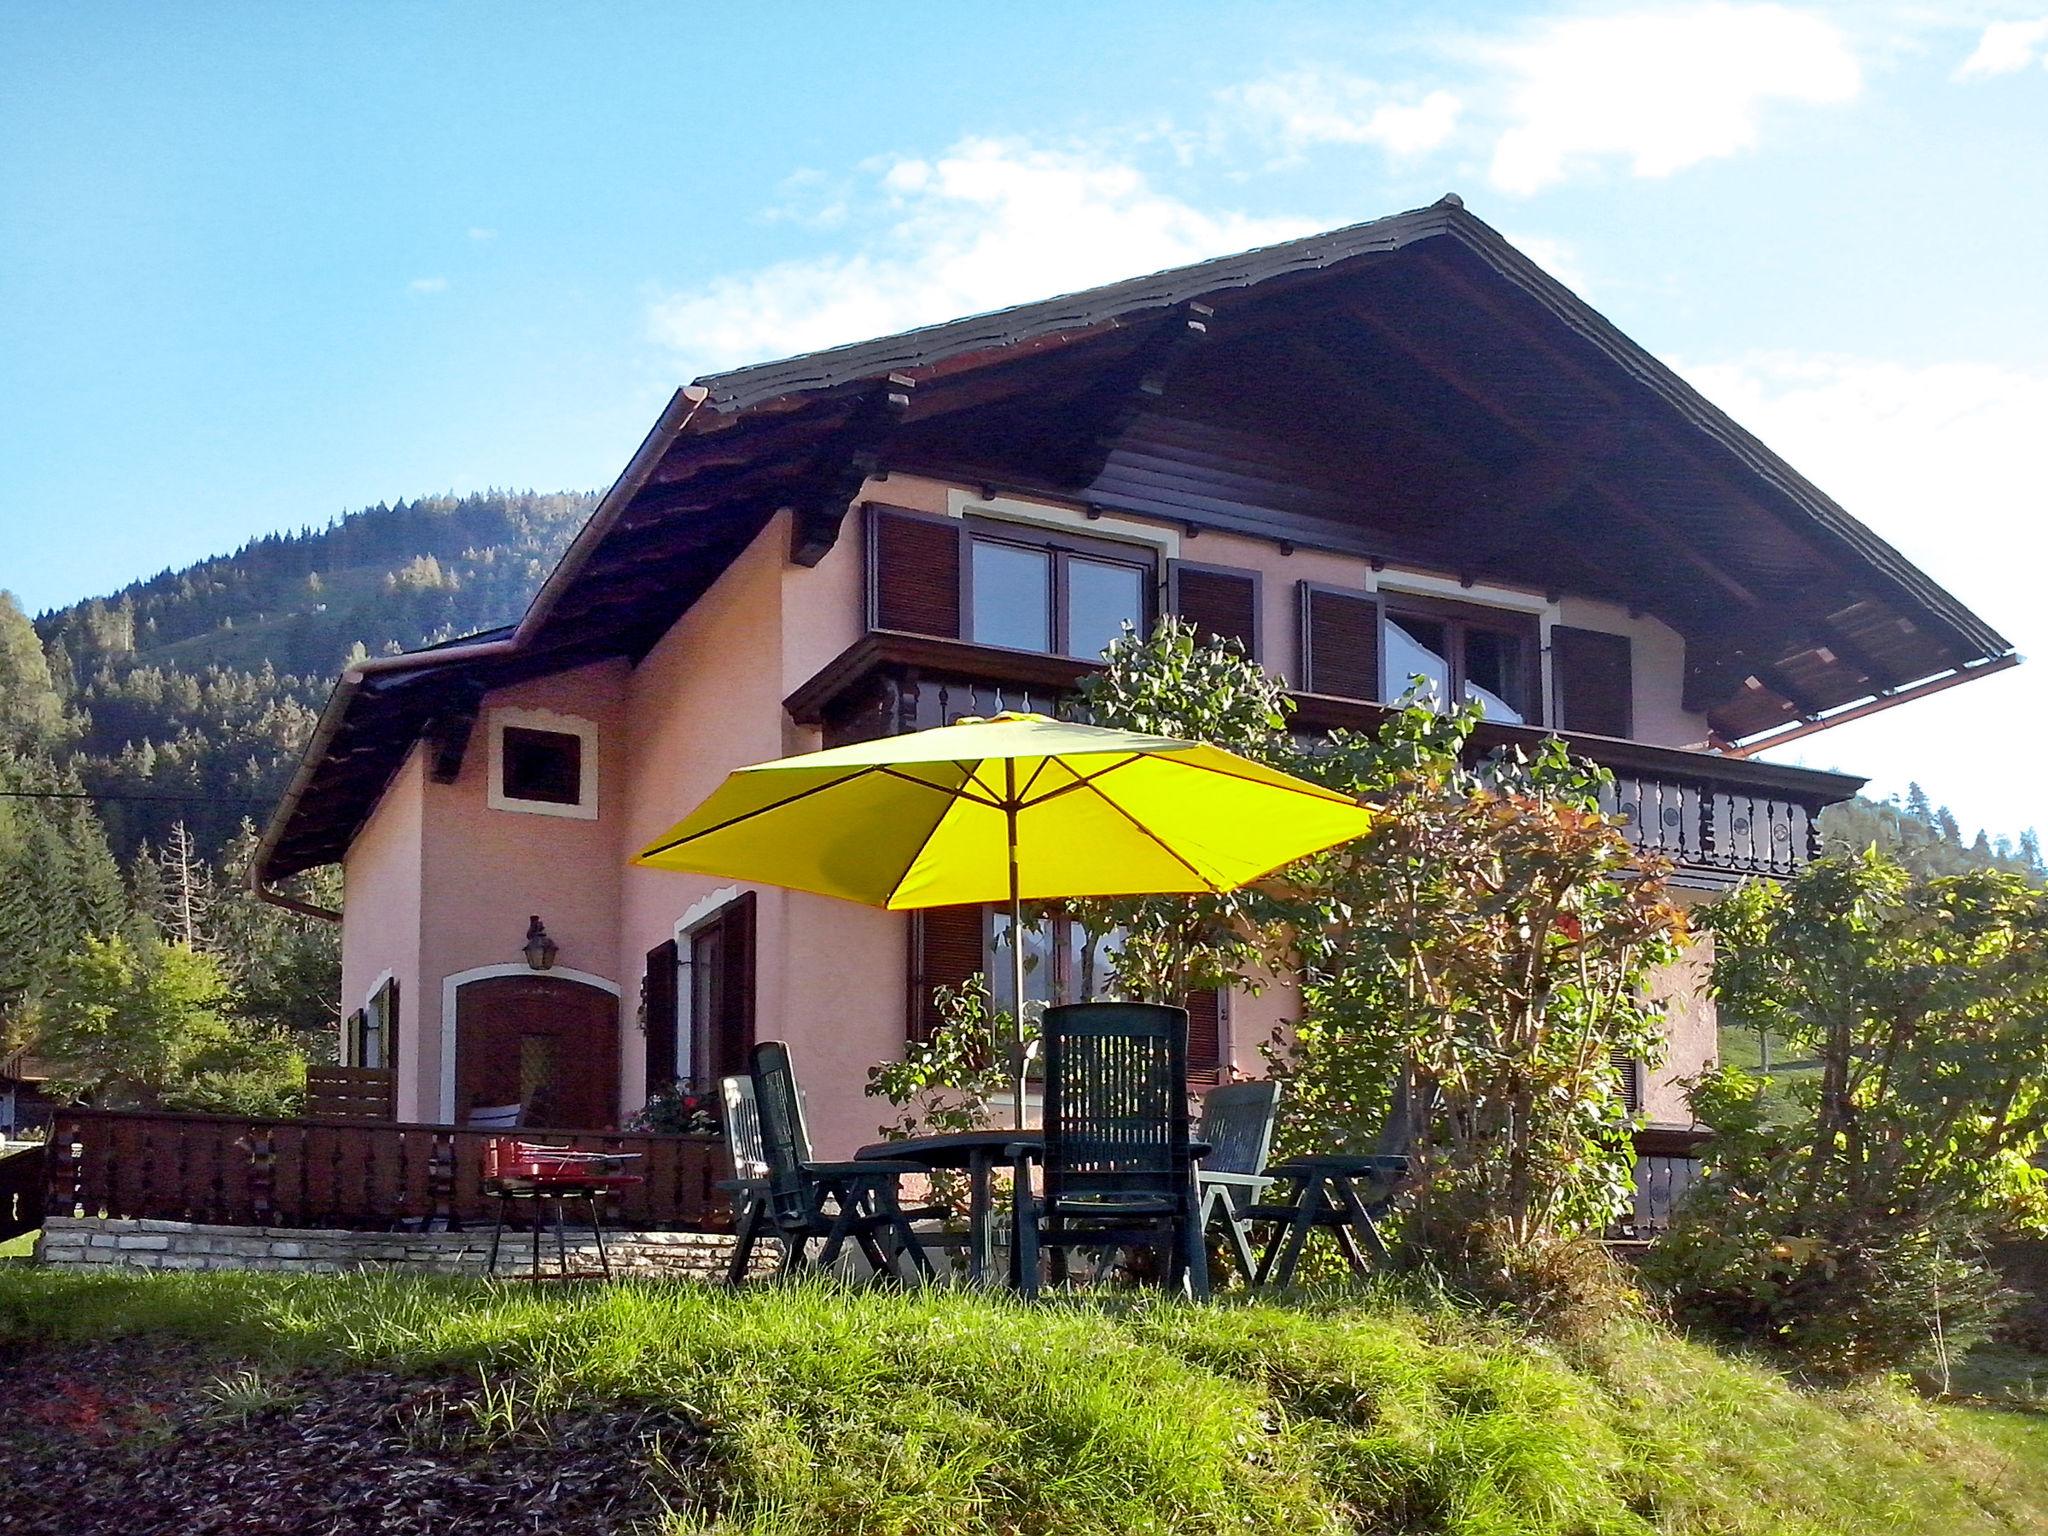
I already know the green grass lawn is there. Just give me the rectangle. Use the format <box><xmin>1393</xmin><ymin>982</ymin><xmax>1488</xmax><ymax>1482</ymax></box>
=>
<box><xmin>1717</xmin><ymin>1023</ymin><xmax>1821</xmax><ymax>1124</ymax></box>
<box><xmin>3</xmin><ymin>1267</ymin><xmax>2046</xmax><ymax>1535</ymax></box>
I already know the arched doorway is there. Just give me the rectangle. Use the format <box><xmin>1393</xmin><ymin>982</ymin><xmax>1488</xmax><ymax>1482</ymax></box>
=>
<box><xmin>452</xmin><ymin>971</ymin><xmax>620</xmax><ymax>1128</ymax></box>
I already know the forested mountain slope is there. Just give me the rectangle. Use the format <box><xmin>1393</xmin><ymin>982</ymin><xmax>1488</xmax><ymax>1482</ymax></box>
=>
<box><xmin>32</xmin><ymin>491</ymin><xmax>593</xmax><ymax>860</ymax></box>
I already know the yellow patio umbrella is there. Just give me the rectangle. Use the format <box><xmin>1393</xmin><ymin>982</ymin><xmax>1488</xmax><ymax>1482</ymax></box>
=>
<box><xmin>634</xmin><ymin>712</ymin><xmax>1370</xmax><ymax>1125</ymax></box>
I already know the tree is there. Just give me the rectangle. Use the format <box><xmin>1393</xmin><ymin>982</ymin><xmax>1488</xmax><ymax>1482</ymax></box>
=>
<box><xmin>26</xmin><ymin>932</ymin><xmax>305</xmax><ymax>1114</ymax></box>
<box><xmin>1649</xmin><ymin>851</ymin><xmax>2048</xmax><ymax>1375</ymax></box>
<box><xmin>1276</xmin><ymin>703</ymin><xmax>1683</xmax><ymax>1296</ymax></box>
<box><xmin>0</xmin><ymin>749</ymin><xmax>132</xmax><ymax>1030</ymax></box>
<box><xmin>1904</xmin><ymin>782</ymin><xmax>1934</xmax><ymax>826</ymax></box>
<box><xmin>1066</xmin><ymin>622</ymin><xmax>1683</xmax><ymax>1302</ymax></box>
<box><xmin>0</xmin><ymin>590</ymin><xmax>67</xmax><ymax>751</ymax></box>
<box><xmin>1064</xmin><ymin>619</ymin><xmax>1297</xmax><ymax>1003</ymax></box>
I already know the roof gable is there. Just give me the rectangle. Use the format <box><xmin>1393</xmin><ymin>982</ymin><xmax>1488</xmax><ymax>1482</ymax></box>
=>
<box><xmin>254</xmin><ymin>196</ymin><xmax>2012</xmax><ymax>884</ymax></box>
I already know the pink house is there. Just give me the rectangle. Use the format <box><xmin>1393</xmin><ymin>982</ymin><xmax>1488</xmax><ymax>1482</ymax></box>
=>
<box><xmin>253</xmin><ymin>197</ymin><xmax>2012</xmax><ymax>1162</ymax></box>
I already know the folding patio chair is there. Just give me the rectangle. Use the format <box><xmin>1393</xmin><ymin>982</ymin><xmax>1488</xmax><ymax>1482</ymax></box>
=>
<box><xmin>748</xmin><ymin>1041</ymin><xmax>934</xmax><ymax>1283</ymax></box>
<box><xmin>1195</xmin><ymin>1079</ymin><xmax>1283</xmax><ymax>1284</ymax></box>
<box><xmin>1008</xmin><ymin>1002</ymin><xmax>1208</xmax><ymax>1301</ymax></box>
<box><xmin>718</xmin><ymin>1073</ymin><xmax>774</xmax><ymax>1284</ymax></box>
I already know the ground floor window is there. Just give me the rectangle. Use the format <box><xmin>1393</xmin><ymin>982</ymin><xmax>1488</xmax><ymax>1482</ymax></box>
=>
<box><xmin>986</xmin><ymin>911</ymin><xmax>1126</xmax><ymax>1020</ymax></box>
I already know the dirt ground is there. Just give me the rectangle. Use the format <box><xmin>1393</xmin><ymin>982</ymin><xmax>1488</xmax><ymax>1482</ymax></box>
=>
<box><xmin>0</xmin><ymin>1336</ymin><xmax>706</xmax><ymax>1534</ymax></box>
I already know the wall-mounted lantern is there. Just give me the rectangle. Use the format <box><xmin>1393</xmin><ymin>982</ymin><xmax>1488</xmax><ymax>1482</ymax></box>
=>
<box><xmin>521</xmin><ymin>915</ymin><xmax>559</xmax><ymax>972</ymax></box>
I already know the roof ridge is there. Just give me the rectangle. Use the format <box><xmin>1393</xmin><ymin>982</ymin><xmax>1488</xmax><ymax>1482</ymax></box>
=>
<box><xmin>689</xmin><ymin>198</ymin><xmax>1466</xmax><ymax>412</ymax></box>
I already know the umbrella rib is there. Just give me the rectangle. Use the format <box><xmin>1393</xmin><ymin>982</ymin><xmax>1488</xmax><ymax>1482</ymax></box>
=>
<box><xmin>1016</xmin><ymin>753</ymin><xmax>1146</xmax><ymax>809</ymax></box>
<box><xmin>1017</xmin><ymin>754</ymin><xmax>1058</xmax><ymax>802</ymax></box>
<box><xmin>638</xmin><ymin>767</ymin><xmax>881</xmax><ymax>857</ymax></box>
<box><xmin>1071</xmin><ymin>774</ymin><xmax>1227</xmax><ymax>894</ymax></box>
<box><xmin>873</xmin><ymin>764</ymin><xmax>1003</xmax><ymax>810</ymax></box>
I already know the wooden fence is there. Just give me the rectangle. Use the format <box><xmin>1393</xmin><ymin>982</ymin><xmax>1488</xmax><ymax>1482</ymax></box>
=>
<box><xmin>44</xmin><ymin>1108</ymin><xmax>729</xmax><ymax>1233</ymax></box>
<box><xmin>304</xmin><ymin>1066</ymin><xmax>397</xmax><ymax>1124</ymax></box>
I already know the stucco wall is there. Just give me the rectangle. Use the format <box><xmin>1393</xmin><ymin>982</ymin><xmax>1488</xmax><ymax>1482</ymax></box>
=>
<box><xmin>1644</xmin><ymin>926</ymin><xmax>1717</xmax><ymax>1127</ymax></box>
<box><xmin>609</xmin><ymin>510</ymin><xmax>909</xmax><ymax>1157</ymax></box>
<box><xmin>340</xmin><ymin>747</ymin><xmax>425</xmax><ymax>1118</ymax></box>
<box><xmin>412</xmin><ymin>661</ymin><xmax>631</xmax><ymax>1122</ymax></box>
<box><xmin>356</xmin><ymin>472</ymin><xmax>1723</xmax><ymax>1150</ymax></box>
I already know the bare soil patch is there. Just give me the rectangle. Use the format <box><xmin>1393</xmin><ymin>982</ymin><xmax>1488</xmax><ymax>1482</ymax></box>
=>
<box><xmin>0</xmin><ymin>1336</ymin><xmax>707</xmax><ymax>1534</ymax></box>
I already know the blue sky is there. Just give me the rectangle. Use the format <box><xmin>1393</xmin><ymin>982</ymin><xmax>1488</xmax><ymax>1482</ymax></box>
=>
<box><xmin>3</xmin><ymin>2</ymin><xmax>2045</xmax><ymax>839</ymax></box>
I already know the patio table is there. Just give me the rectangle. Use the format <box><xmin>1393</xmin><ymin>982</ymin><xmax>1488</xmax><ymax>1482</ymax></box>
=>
<box><xmin>1245</xmin><ymin>1154</ymin><xmax>1407</xmax><ymax>1288</ymax></box>
<box><xmin>854</xmin><ymin>1129</ymin><xmax>1039</xmax><ymax>1284</ymax></box>
<box><xmin>854</xmin><ymin>1129</ymin><xmax>1212</xmax><ymax>1286</ymax></box>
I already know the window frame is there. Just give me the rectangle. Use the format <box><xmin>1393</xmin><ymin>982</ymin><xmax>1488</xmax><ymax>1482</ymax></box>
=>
<box><xmin>1379</xmin><ymin>592</ymin><xmax>1545</xmax><ymax>725</ymax></box>
<box><xmin>961</xmin><ymin>516</ymin><xmax>1157</xmax><ymax>661</ymax></box>
<box><xmin>485</xmin><ymin>707</ymin><xmax>600</xmax><ymax>821</ymax></box>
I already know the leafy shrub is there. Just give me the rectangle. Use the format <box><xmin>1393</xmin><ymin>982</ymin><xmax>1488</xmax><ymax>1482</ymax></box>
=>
<box><xmin>1274</xmin><ymin>700</ymin><xmax>1683</xmax><ymax>1302</ymax></box>
<box><xmin>866</xmin><ymin>976</ymin><xmax>1036</xmax><ymax>1215</ymax></box>
<box><xmin>1648</xmin><ymin>852</ymin><xmax>2048</xmax><ymax>1375</ymax></box>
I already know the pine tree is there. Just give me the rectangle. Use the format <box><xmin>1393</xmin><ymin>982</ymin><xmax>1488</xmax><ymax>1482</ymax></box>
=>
<box><xmin>1937</xmin><ymin>806</ymin><xmax>1962</xmax><ymax>845</ymax></box>
<box><xmin>1904</xmin><ymin>782</ymin><xmax>1935</xmax><ymax>826</ymax></box>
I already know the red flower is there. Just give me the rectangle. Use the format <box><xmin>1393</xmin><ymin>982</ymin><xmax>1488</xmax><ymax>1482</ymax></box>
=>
<box><xmin>1556</xmin><ymin>913</ymin><xmax>1583</xmax><ymax>941</ymax></box>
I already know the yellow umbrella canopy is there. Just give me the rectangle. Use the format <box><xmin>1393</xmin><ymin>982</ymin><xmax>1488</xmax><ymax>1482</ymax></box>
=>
<box><xmin>634</xmin><ymin>713</ymin><xmax>1369</xmax><ymax>908</ymax></box>
<box><xmin>634</xmin><ymin>712</ymin><xmax>1370</xmax><ymax>1124</ymax></box>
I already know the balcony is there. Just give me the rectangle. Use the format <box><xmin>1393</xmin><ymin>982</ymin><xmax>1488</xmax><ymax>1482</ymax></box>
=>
<box><xmin>786</xmin><ymin>631</ymin><xmax>1865</xmax><ymax>889</ymax></box>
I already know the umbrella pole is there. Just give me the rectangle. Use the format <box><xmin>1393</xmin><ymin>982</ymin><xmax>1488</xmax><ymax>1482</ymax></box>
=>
<box><xmin>1006</xmin><ymin>764</ymin><xmax>1027</xmax><ymax>1132</ymax></box>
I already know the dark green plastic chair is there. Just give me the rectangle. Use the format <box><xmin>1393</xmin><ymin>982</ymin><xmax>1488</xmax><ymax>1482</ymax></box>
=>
<box><xmin>748</xmin><ymin>1041</ymin><xmax>933</xmax><ymax>1284</ymax></box>
<box><xmin>1195</xmin><ymin>1079</ymin><xmax>1282</xmax><ymax>1283</ymax></box>
<box><xmin>1007</xmin><ymin>1002</ymin><xmax>1209</xmax><ymax>1300</ymax></box>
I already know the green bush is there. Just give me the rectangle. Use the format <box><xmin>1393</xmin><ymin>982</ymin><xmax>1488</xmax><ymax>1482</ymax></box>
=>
<box><xmin>1648</xmin><ymin>853</ymin><xmax>2048</xmax><ymax>1376</ymax></box>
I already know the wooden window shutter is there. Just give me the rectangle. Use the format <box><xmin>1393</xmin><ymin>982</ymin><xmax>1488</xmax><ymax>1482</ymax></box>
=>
<box><xmin>344</xmin><ymin>1009</ymin><xmax>366</xmax><ymax>1069</ymax></box>
<box><xmin>1167</xmin><ymin>561</ymin><xmax>1261</xmax><ymax>659</ymax></box>
<box><xmin>1612</xmin><ymin>1048</ymin><xmax>1642</xmax><ymax>1115</ymax></box>
<box><xmin>1551</xmin><ymin>626</ymin><xmax>1634</xmax><ymax>738</ymax></box>
<box><xmin>868</xmin><ymin>505</ymin><xmax>963</xmax><ymax>637</ymax></box>
<box><xmin>643</xmin><ymin>939</ymin><xmax>679</xmax><ymax>1093</ymax></box>
<box><xmin>381</xmin><ymin>978</ymin><xmax>399</xmax><ymax>1073</ymax></box>
<box><xmin>1298</xmin><ymin>584</ymin><xmax>1382</xmax><ymax>700</ymax></box>
<box><xmin>1185</xmin><ymin>989</ymin><xmax>1225</xmax><ymax>1087</ymax></box>
<box><xmin>909</xmin><ymin>904</ymin><xmax>985</xmax><ymax>1041</ymax></box>
<box><xmin>713</xmin><ymin>893</ymin><xmax>758</xmax><ymax>1082</ymax></box>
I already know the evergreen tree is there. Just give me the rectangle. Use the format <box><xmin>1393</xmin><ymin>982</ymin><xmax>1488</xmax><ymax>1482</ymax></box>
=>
<box><xmin>1904</xmin><ymin>782</ymin><xmax>1935</xmax><ymax>825</ymax></box>
<box><xmin>0</xmin><ymin>590</ymin><xmax>67</xmax><ymax>751</ymax></box>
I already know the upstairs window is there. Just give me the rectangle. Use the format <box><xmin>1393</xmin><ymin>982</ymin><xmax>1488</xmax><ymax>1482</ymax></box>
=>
<box><xmin>487</xmin><ymin>708</ymin><xmax>599</xmax><ymax>819</ymax></box>
<box><xmin>1382</xmin><ymin>598</ymin><xmax>1541</xmax><ymax>725</ymax></box>
<box><xmin>502</xmin><ymin>727</ymin><xmax>582</xmax><ymax>805</ymax></box>
<box><xmin>966</xmin><ymin>521</ymin><xmax>1152</xmax><ymax>660</ymax></box>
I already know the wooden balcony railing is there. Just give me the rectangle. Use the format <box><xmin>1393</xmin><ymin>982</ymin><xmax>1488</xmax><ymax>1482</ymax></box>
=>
<box><xmin>787</xmin><ymin>631</ymin><xmax>1864</xmax><ymax>888</ymax></box>
<box><xmin>44</xmin><ymin>1108</ymin><xmax>731</xmax><ymax>1233</ymax></box>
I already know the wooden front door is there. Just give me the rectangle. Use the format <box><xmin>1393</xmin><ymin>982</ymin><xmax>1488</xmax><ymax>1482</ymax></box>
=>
<box><xmin>454</xmin><ymin>974</ymin><xmax>620</xmax><ymax>1129</ymax></box>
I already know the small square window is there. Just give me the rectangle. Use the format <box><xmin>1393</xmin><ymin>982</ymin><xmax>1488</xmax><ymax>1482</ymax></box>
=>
<box><xmin>502</xmin><ymin>727</ymin><xmax>584</xmax><ymax>806</ymax></box>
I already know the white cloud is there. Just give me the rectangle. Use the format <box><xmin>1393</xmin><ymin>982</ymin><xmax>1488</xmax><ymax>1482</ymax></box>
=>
<box><xmin>1955</xmin><ymin>17</ymin><xmax>2048</xmax><ymax>78</ymax></box>
<box><xmin>467</xmin><ymin>227</ymin><xmax>498</xmax><ymax>242</ymax></box>
<box><xmin>407</xmin><ymin>276</ymin><xmax>449</xmax><ymax>294</ymax></box>
<box><xmin>1219</xmin><ymin>69</ymin><xmax>1462</xmax><ymax>159</ymax></box>
<box><xmin>1679</xmin><ymin>351</ymin><xmax>2046</xmax><ymax>836</ymax></box>
<box><xmin>1484</xmin><ymin>4</ymin><xmax>1861</xmax><ymax>195</ymax></box>
<box><xmin>1499</xmin><ymin>231</ymin><xmax>1593</xmax><ymax>295</ymax></box>
<box><xmin>647</xmin><ymin>137</ymin><xmax>1314</xmax><ymax>375</ymax></box>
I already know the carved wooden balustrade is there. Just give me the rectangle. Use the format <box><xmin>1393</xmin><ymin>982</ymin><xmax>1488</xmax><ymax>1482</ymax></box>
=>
<box><xmin>787</xmin><ymin>631</ymin><xmax>1861</xmax><ymax>889</ymax></box>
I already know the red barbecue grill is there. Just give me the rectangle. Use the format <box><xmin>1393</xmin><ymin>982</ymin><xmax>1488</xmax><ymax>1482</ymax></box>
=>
<box><xmin>483</xmin><ymin>1139</ymin><xmax>645</xmax><ymax>1281</ymax></box>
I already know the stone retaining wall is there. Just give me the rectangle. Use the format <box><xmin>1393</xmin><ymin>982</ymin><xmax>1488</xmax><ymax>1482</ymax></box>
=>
<box><xmin>35</xmin><ymin>1216</ymin><xmax>753</xmax><ymax>1279</ymax></box>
